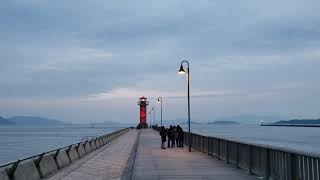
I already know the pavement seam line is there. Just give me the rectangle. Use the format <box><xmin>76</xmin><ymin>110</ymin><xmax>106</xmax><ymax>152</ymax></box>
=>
<box><xmin>120</xmin><ymin>129</ymin><xmax>140</xmax><ymax>180</ymax></box>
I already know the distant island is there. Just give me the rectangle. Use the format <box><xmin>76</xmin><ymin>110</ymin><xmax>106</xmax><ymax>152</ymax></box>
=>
<box><xmin>162</xmin><ymin>119</ymin><xmax>204</xmax><ymax>125</ymax></box>
<box><xmin>0</xmin><ymin>116</ymin><xmax>15</xmax><ymax>125</ymax></box>
<box><xmin>274</xmin><ymin>119</ymin><xmax>320</xmax><ymax>125</ymax></box>
<box><xmin>0</xmin><ymin>116</ymin><xmax>68</xmax><ymax>126</ymax></box>
<box><xmin>163</xmin><ymin>119</ymin><xmax>241</xmax><ymax>125</ymax></box>
<box><xmin>262</xmin><ymin>119</ymin><xmax>320</xmax><ymax>127</ymax></box>
<box><xmin>210</xmin><ymin>115</ymin><xmax>283</xmax><ymax>124</ymax></box>
<box><xmin>181</xmin><ymin>121</ymin><xmax>203</xmax><ymax>125</ymax></box>
<box><xmin>208</xmin><ymin>121</ymin><xmax>240</xmax><ymax>125</ymax></box>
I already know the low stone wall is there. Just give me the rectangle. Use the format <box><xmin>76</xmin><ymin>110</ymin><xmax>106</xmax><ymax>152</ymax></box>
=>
<box><xmin>39</xmin><ymin>153</ymin><xmax>58</xmax><ymax>178</ymax></box>
<box><xmin>68</xmin><ymin>145</ymin><xmax>80</xmax><ymax>162</ymax></box>
<box><xmin>56</xmin><ymin>149</ymin><xmax>70</xmax><ymax>169</ymax></box>
<box><xmin>77</xmin><ymin>143</ymin><xmax>86</xmax><ymax>157</ymax></box>
<box><xmin>84</xmin><ymin>141</ymin><xmax>92</xmax><ymax>153</ymax></box>
<box><xmin>90</xmin><ymin>139</ymin><xmax>97</xmax><ymax>150</ymax></box>
<box><xmin>12</xmin><ymin>160</ymin><xmax>40</xmax><ymax>180</ymax></box>
<box><xmin>98</xmin><ymin>138</ymin><xmax>103</xmax><ymax>148</ymax></box>
<box><xmin>0</xmin><ymin>127</ymin><xmax>132</xmax><ymax>180</ymax></box>
<box><xmin>0</xmin><ymin>168</ymin><xmax>9</xmax><ymax>180</ymax></box>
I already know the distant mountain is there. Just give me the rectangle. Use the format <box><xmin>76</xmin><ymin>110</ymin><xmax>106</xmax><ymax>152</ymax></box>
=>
<box><xmin>208</xmin><ymin>121</ymin><xmax>240</xmax><ymax>125</ymax></box>
<box><xmin>7</xmin><ymin>116</ymin><xmax>68</xmax><ymax>126</ymax></box>
<box><xmin>181</xmin><ymin>121</ymin><xmax>203</xmax><ymax>125</ymax></box>
<box><xmin>157</xmin><ymin>119</ymin><xmax>204</xmax><ymax>126</ymax></box>
<box><xmin>91</xmin><ymin>121</ymin><xmax>121</xmax><ymax>125</ymax></box>
<box><xmin>274</xmin><ymin>119</ymin><xmax>320</xmax><ymax>125</ymax></box>
<box><xmin>0</xmin><ymin>116</ymin><xmax>15</xmax><ymax>125</ymax></box>
<box><xmin>212</xmin><ymin>115</ymin><xmax>283</xmax><ymax>124</ymax></box>
<box><xmin>141</xmin><ymin>115</ymin><xmax>284</xmax><ymax>126</ymax></box>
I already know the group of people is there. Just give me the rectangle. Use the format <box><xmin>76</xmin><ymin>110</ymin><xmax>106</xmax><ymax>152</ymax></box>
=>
<box><xmin>159</xmin><ymin>125</ymin><xmax>184</xmax><ymax>149</ymax></box>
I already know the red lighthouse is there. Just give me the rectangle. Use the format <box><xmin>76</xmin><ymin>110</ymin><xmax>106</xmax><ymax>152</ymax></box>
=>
<box><xmin>138</xmin><ymin>97</ymin><xmax>149</xmax><ymax>128</ymax></box>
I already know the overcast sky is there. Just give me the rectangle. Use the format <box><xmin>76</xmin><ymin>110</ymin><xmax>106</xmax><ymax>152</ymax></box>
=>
<box><xmin>1</xmin><ymin>0</ymin><xmax>320</xmax><ymax>124</ymax></box>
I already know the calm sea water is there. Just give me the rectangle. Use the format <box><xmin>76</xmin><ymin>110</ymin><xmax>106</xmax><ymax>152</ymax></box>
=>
<box><xmin>181</xmin><ymin>124</ymin><xmax>320</xmax><ymax>156</ymax></box>
<box><xmin>1</xmin><ymin>124</ymin><xmax>320</xmax><ymax>165</ymax></box>
<box><xmin>0</xmin><ymin>125</ymin><xmax>130</xmax><ymax>165</ymax></box>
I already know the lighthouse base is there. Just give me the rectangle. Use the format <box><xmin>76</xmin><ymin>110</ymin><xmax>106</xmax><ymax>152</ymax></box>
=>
<box><xmin>137</xmin><ymin>122</ymin><xmax>148</xmax><ymax>129</ymax></box>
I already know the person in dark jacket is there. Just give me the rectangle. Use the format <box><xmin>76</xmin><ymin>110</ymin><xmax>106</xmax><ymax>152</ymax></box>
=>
<box><xmin>177</xmin><ymin>125</ymin><xmax>184</xmax><ymax>147</ymax></box>
<box><xmin>167</xmin><ymin>127</ymin><xmax>171</xmax><ymax>147</ymax></box>
<box><xmin>167</xmin><ymin>125</ymin><xmax>173</xmax><ymax>148</ymax></box>
<box><xmin>160</xmin><ymin>126</ymin><xmax>167</xmax><ymax>149</ymax></box>
<box><xmin>172</xmin><ymin>126</ymin><xmax>177</xmax><ymax>148</ymax></box>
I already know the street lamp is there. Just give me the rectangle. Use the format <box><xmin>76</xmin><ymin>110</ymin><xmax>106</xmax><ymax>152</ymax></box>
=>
<box><xmin>151</xmin><ymin>106</ymin><xmax>156</xmax><ymax>126</ymax></box>
<box><xmin>177</xmin><ymin>60</ymin><xmax>191</xmax><ymax>152</ymax></box>
<box><xmin>157</xmin><ymin>97</ymin><xmax>163</xmax><ymax>127</ymax></box>
<box><xmin>149</xmin><ymin>111</ymin><xmax>152</xmax><ymax>127</ymax></box>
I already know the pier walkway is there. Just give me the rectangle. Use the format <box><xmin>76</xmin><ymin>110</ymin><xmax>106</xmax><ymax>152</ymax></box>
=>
<box><xmin>46</xmin><ymin>129</ymin><xmax>139</xmax><ymax>180</ymax></box>
<box><xmin>132</xmin><ymin>129</ymin><xmax>259</xmax><ymax>180</ymax></box>
<box><xmin>45</xmin><ymin>129</ymin><xmax>259</xmax><ymax>180</ymax></box>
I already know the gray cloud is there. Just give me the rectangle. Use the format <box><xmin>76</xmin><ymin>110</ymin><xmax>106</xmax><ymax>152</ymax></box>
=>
<box><xmin>1</xmin><ymin>0</ymin><xmax>320</xmax><ymax>122</ymax></box>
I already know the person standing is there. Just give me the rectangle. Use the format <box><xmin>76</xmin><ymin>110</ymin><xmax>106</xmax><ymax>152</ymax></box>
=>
<box><xmin>167</xmin><ymin>125</ymin><xmax>173</xmax><ymax>148</ymax></box>
<box><xmin>175</xmin><ymin>126</ymin><xmax>179</xmax><ymax>147</ymax></box>
<box><xmin>177</xmin><ymin>125</ymin><xmax>184</xmax><ymax>147</ymax></box>
<box><xmin>160</xmin><ymin>126</ymin><xmax>167</xmax><ymax>149</ymax></box>
<box><xmin>172</xmin><ymin>126</ymin><xmax>177</xmax><ymax>148</ymax></box>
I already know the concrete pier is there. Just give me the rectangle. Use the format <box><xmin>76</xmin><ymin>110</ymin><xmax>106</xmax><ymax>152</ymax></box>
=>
<box><xmin>46</xmin><ymin>130</ymin><xmax>139</xmax><ymax>180</ymax></box>
<box><xmin>131</xmin><ymin>129</ymin><xmax>259</xmax><ymax>180</ymax></box>
<box><xmin>1</xmin><ymin>128</ymin><xmax>264</xmax><ymax>180</ymax></box>
<box><xmin>44</xmin><ymin>129</ymin><xmax>259</xmax><ymax>180</ymax></box>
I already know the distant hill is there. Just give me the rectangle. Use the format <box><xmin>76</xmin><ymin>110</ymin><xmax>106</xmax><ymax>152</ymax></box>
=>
<box><xmin>91</xmin><ymin>121</ymin><xmax>121</xmax><ymax>126</ymax></box>
<box><xmin>208</xmin><ymin>121</ymin><xmax>240</xmax><ymax>125</ymax></box>
<box><xmin>181</xmin><ymin>121</ymin><xmax>203</xmax><ymax>125</ymax></box>
<box><xmin>0</xmin><ymin>116</ymin><xmax>15</xmax><ymax>125</ymax></box>
<box><xmin>212</xmin><ymin>115</ymin><xmax>283</xmax><ymax>124</ymax></box>
<box><xmin>159</xmin><ymin>119</ymin><xmax>204</xmax><ymax>126</ymax></box>
<box><xmin>4</xmin><ymin>116</ymin><xmax>68</xmax><ymax>126</ymax></box>
<box><xmin>168</xmin><ymin>115</ymin><xmax>283</xmax><ymax>125</ymax></box>
<box><xmin>274</xmin><ymin>119</ymin><xmax>320</xmax><ymax>125</ymax></box>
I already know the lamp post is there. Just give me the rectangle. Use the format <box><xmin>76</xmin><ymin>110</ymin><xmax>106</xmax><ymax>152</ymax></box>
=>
<box><xmin>178</xmin><ymin>60</ymin><xmax>191</xmax><ymax>152</ymax></box>
<box><xmin>151</xmin><ymin>106</ymin><xmax>156</xmax><ymax>126</ymax></box>
<box><xmin>149</xmin><ymin>111</ymin><xmax>152</xmax><ymax>127</ymax></box>
<box><xmin>157</xmin><ymin>97</ymin><xmax>163</xmax><ymax>127</ymax></box>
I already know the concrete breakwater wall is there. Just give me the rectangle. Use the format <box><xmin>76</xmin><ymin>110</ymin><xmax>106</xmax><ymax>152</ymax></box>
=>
<box><xmin>0</xmin><ymin>127</ymin><xmax>132</xmax><ymax>180</ymax></box>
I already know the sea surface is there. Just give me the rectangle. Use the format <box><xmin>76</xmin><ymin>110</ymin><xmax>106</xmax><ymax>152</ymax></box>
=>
<box><xmin>180</xmin><ymin>124</ymin><xmax>320</xmax><ymax>156</ymax></box>
<box><xmin>1</xmin><ymin>124</ymin><xmax>320</xmax><ymax>165</ymax></box>
<box><xmin>0</xmin><ymin>125</ymin><xmax>130</xmax><ymax>165</ymax></box>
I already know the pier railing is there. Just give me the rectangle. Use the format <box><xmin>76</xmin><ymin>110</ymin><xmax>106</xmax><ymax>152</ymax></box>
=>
<box><xmin>0</xmin><ymin>127</ymin><xmax>132</xmax><ymax>180</ymax></box>
<box><xmin>153</xmin><ymin>126</ymin><xmax>320</xmax><ymax>180</ymax></box>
